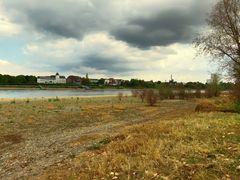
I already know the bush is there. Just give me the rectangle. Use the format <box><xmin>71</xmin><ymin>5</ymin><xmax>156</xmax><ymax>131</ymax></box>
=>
<box><xmin>178</xmin><ymin>88</ymin><xmax>186</xmax><ymax>100</ymax></box>
<box><xmin>195</xmin><ymin>99</ymin><xmax>218</xmax><ymax>112</ymax></box>
<box><xmin>185</xmin><ymin>91</ymin><xmax>195</xmax><ymax>100</ymax></box>
<box><xmin>159</xmin><ymin>86</ymin><xmax>174</xmax><ymax>100</ymax></box>
<box><xmin>232</xmin><ymin>81</ymin><xmax>240</xmax><ymax>101</ymax></box>
<box><xmin>169</xmin><ymin>91</ymin><xmax>175</xmax><ymax>99</ymax></box>
<box><xmin>195</xmin><ymin>89</ymin><xmax>202</xmax><ymax>98</ymax></box>
<box><xmin>234</xmin><ymin>101</ymin><xmax>240</xmax><ymax>113</ymax></box>
<box><xmin>206</xmin><ymin>86</ymin><xmax>220</xmax><ymax>98</ymax></box>
<box><xmin>146</xmin><ymin>90</ymin><xmax>158</xmax><ymax>106</ymax></box>
<box><xmin>233</xmin><ymin>82</ymin><xmax>240</xmax><ymax>112</ymax></box>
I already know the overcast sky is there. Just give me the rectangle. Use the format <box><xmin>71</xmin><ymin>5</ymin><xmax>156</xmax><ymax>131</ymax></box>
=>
<box><xmin>0</xmin><ymin>0</ymin><xmax>217</xmax><ymax>82</ymax></box>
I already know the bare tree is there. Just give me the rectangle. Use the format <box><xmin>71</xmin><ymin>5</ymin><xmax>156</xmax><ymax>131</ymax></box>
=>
<box><xmin>138</xmin><ymin>90</ymin><xmax>147</xmax><ymax>102</ymax></box>
<box><xmin>131</xmin><ymin>90</ymin><xmax>139</xmax><ymax>97</ymax></box>
<box><xmin>194</xmin><ymin>0</ymin><xmax>240</xmax><ymax>81</ymax></box>
<box><xmin>146</xmin><ymin>90</ymin><xmax>158</xmax><ymax>106</ymax></box>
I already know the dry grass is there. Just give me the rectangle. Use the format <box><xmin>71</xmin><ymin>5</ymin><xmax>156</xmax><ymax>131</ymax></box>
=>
<box><xmin>0</xmin><ymin>97</ymin><xmax>145</xmax><ymax>137</ymax></box>
<box><xmin>40</xmin><ymin>112</ymin><xmax>240</xmax><ymax>179</ymax></box>
<box><xmin>1</xmin><ymin>96</ymin><xmax>239</xmax><ymax>179</ymax></box>
<box><xmin>195</xmin><ymin>97</ymin><xmax>236</xmax><ymax>113</ymax></box>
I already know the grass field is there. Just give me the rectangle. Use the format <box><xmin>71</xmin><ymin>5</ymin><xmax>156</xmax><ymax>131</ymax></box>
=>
<box><xmin>0</xmin><ymin>96</ymin><xmax>239</xmax><ymax>179</ymax></box>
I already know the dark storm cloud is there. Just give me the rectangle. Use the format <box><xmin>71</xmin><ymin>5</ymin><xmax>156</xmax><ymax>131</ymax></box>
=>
<box><xmin>3</xmin><ymin>0</ymin><xmax>213</xmax><ymax>47</ymax></box>
<box><xmin>3</xmin><ymin>0</ymin><xmax>111</xmax><ymax>39</ymax></box>
<box><xmin>112</xmin><ymin>12</ymin><xmax>196</xmax><ymax>48</ymax></box>
<box><xmin>57</xmin><ymin>54</ymin><xmax>136</xmax><ymax>75</ymax></box>
<box><xmin>112</xmin><ymin>2</ymin><xmax>211</xmax><ymax>48</ymax></box>
<box><xmin>82</xmin><ymin>54</ymin><xmax>135</xmax><ymax>73</ymax></box>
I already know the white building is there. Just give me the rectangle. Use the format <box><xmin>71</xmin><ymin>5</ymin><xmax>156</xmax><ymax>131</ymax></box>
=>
<box><xmin>37</xmin><ymin>73</ymin><xmax>66</xmax><ymax>84</ymax></box>
<box><xmin>104</xmin><ymin>78</ymin><xmax>123</xmax><ymax>86</ymax></box>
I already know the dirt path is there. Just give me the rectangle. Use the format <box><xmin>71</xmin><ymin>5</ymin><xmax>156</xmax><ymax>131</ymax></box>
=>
<box><xmin>0</xmin><ymin>100</ymin><xmax>196</xmax><ymax>179</ymax></box>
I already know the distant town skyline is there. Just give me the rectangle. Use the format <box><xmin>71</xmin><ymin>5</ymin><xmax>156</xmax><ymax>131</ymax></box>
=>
<box><xmin>0</xmin><ymin>0</ymin><xmax>218</xmax><ymax>82</ymax></box>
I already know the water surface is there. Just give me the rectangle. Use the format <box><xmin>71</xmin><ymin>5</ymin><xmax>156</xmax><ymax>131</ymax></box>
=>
<box><xmin>0</xmin><ymin>89</ymin><xmax>132</xmax><ymax>99</ymax></box>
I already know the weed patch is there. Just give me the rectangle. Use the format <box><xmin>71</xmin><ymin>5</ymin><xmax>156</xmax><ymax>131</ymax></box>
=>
<box><xmin>87</xmin><ymin>138</ymin><xmax>111</xmax><ymax>151</ymax></box>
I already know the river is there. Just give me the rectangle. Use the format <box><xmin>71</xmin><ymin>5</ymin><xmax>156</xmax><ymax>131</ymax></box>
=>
<box><xmin>0</xmin><ymin>89</ymin><xmax>132</xmax><ymax>99</ymax></box>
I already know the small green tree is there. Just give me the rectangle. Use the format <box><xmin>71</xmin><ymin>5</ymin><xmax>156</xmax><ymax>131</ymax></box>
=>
<box><xmin>82</xmin><ymin>78</ymin><xmax>90</xmax><ymax>86</ymax></box>
<box><xmin>206</xmin><ymin>74</ymin><xmax>221</xmax><ymax>97</ymax></box>
<box><xmin>98</xmin><ymin>78</ymin><xmax>105</xmax><ymax>85</ymax></box>
<box><xmin>159</xmin><ymin>84</ymin><xmax>174</xmax><ymax>100</ymax></box>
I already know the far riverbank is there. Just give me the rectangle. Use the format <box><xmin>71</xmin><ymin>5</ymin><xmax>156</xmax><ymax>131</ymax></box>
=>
<box><xmin>0</xmin><ymin>84</ymin><xmax>132</xmax><ymax>90</ymax></box>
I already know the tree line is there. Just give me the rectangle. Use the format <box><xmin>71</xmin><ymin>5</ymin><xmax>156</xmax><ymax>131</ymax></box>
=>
<box><xmin>0</xmin><ymin>74</ymin><xmax>37</xmax><ymax>85</ymax></box>
<box><xmin>0</xmin><ymin>74</ymin><xmax>234</xmax><ymax>91</ymax></box>
<box><xmin>120</xmin><ymin>79</ymin><xmax>233</xmax><ymax>90</ymax></box>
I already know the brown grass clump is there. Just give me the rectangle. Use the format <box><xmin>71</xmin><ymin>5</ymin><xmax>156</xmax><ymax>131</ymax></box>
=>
<box><xmin>195</xmin><ymin>99</ymin><xmax>218</xmax><ymax>112</ymax></box>
<box><xmin>195</xmin><ymin>97</ymin><xmax>237</xmax><ymax>113</ymax></box>
<box><xmin>47</xmin><ymin>104</ymin><xmax>56</xmax><ymax>110</ymax></box>
<box><xmin>0</xmin><ymin>134</ymin><xmax>23</xmax><ymax>144</ymax></box>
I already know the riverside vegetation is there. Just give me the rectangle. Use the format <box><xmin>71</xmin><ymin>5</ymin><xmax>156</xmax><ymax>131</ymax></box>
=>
<box><xmin>0</xmin><ymin>93</ymin><xmax>239</xmax><ymax>179</ymax></box>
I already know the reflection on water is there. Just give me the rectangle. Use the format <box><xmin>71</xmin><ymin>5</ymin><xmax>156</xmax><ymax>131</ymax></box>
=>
<box><xmin>0</xmin><ymin>89</ymin><xmax>132</xmax><ymax>99</ymax></box>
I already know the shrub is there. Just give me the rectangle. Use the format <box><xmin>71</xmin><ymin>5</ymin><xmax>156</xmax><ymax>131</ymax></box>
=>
<box><xmin>233</xmin><ymin>82</ymin><xmax>240</xmax><ymax>113</ymax></box>
<box><xmin>159</xmin><ymin>86</ymin><xmax>174</xmax><ymax>100</ymax></box>
<box><xmin>146</xmin><ymin>90</ymin><xmax>158</xmax><ymax>106</ymax></box>
<box><xmin>195</xmin><ymin>89</ymin><xmax>202</xmax><ymax>98</ymax></box>
<box><xmin>234</xmin><ymin>101</ymin><xmax>240</xmax><ymax>113</ymax></box>
<box><xmin>232</xmin><ymin>81</ymin><xmax>240</xmax><ymax>102</ymax></box>
<box><xmin>185</xmin><ymin>91</ymin><xmax>195</xmax><ymax>100</ymax></box>
<box><xmin>178</xmin><ymin>88</ymin><xmax>186</xmax><ymax>100</ymax></box>
<box><xmin>206</xmin><ymin>86</ymin><xmax>220</xmax><ymax>98</ymax></box>
<box><xmin>169</xmin><ymin>90</ymin><xmax>175</xmax><ymax>99</ymax></box>
<box><xmin>195</xmin><ymin>99</ymin><xmax>218</xmax><ymax>112</ymax></box>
